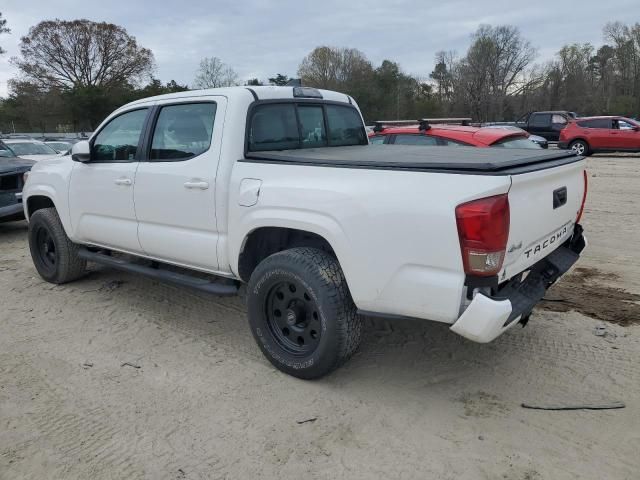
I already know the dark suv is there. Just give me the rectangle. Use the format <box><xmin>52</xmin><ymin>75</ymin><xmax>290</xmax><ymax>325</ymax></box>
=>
<box><xmin>486</xmin><ymin>111</ymin><xmax>578</xmax><ymax>141</ymax></box>
<box><xmin>0</xmin><ymin>146</ymin><xmax>34</xmax><ymax>222</ymax></box>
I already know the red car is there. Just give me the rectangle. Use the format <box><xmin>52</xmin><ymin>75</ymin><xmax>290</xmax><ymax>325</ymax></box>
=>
<box><xmin>368</xmin><ymin>121</ymin><xmax>543</xmax><ymax>150</ymax></box>
<box><xmin>559</xmin><ymin>116</ymin><xmax>640</xmax><ymax>155</ymax></box>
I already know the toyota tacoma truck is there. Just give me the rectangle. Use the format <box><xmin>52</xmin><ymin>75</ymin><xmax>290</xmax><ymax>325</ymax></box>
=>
<box><xmin>22</xmin><ymin>86</ymin><xmax>587</xmax><ymax>379</ymax></box>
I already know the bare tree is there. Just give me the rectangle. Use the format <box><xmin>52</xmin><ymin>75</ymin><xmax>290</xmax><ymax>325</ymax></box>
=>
<box><xmin>0</xmin><ymin>12</ymin><xmax>10</xmax><ymax>55</ymax></box>
<box><xmin>13</xmin><ymin>19</ymin><xmax>154</xmax><ymax>89</ymax></box>
<box><xmin>452</xmin><ymin>25</ymin><xmax>537</xmax><ymax>120</ymax></box>
<box><xmin>193</xmin><ymin>57</ymin><xmax>239</xmax><ymax>88</ymax></box>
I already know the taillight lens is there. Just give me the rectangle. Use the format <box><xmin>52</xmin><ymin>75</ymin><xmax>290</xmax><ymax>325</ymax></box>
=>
<box><xmin>456</xmin><ymin>194</ymin><xmax>510</xmax><ymax>277</ymax></box>
<box><xmin>576</xmin><ymin>169</ymin><xmax>588</xmax><ymax>224</ymax></box>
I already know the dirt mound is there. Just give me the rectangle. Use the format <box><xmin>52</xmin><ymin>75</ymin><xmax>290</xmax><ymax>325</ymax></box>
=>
<box><xmin>538</xmin><ymin>267</ymin><xmax>640</xmax><ymax>326</ymax></box>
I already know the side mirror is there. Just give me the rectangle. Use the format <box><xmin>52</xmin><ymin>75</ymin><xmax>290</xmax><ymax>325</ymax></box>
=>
<box><xmin>633</xmin><ymin>126</ymin><xmax>640</xmax><ymax>132</ymax></box>
<box><xmin>71</xmin><ymin>140</ymin><xmax>91</xmax><ymax>162</ymax></box>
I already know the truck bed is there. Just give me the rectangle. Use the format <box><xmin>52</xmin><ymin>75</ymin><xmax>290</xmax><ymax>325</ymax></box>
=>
<box><xmin>244</xmin><ymin>145</ymin><xmax>580</xmax><ymax>175</ymax></box>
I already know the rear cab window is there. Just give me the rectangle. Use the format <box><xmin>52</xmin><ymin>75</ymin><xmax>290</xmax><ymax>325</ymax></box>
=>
<box><xmin>248</xmin><ymin>102</ymin><xmax>367</xmax><ymax>152</ymax></box>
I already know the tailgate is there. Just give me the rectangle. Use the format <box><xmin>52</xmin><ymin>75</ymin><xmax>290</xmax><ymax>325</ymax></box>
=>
<box><xmin>500</xmin><ymin>159</ymin><xmax>586</xmax><ymax>281</ymax></box>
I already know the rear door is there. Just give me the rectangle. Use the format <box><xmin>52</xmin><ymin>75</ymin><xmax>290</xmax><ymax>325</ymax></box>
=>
<box><xmin>528</xmin><ymin>113</ymin><xmax>552</xmax><ymax>138</ymax></box>
<box><xmin>501</xmin><ymin>159</ymin><xmax>586</xmax><ymax>281</ymax></box>
<box><xmin>550</xmin><ymin>114</ymin><xmax>569</xmax><ymax>141</ymax></box>
<box><xmin>134</xmin><ymin>97</ymin><xmax>226</xmax><ymax>271</ymax></box>
<box><xmin>580</xmin><ymin>118</ymin><xmax>613</xmax><ymax>149</ymax></box>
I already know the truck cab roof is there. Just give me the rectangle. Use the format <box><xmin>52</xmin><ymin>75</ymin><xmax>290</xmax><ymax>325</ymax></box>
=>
<box><xmin>122</xmin><ymin>86</ymin><xmax>354</xmax><ymax>109</ymax></box>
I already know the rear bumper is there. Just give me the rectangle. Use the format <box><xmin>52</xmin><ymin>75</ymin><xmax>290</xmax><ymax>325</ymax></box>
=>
<box><xmin>557</xmin><ymin>141</ymin><xmax>570</xmax><ymax>149</ymax></box>
<box><xmin>450</xmin><ymin>224</ymin><xmax>586</xmax><ymax>343</ymax></box>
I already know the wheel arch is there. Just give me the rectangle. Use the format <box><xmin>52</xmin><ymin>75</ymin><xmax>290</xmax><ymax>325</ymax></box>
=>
<box><xmin>236</xmin><ymin>226</ymin><xmax>340</xmax><ymax>283</ymax></box>
<box><xmin>569</xmin><ymin>137</ymin><xmax>590</xmax><ymax>147</ymax></box>
<box><xmin>25</xmin><ymin>190</ymin><xmax>74</xmax><ymax>238</ymax></box>
<box><xmin>26</xmin><ymin>195</ymin><xmax>56</xmax><ymax>219</ymax></box>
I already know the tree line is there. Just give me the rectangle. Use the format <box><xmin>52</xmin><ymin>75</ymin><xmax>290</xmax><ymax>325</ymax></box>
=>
<box><xmin>0</xmin><ymin>14</ymin><xmax>638</xmax><ymax>133</ymax></box>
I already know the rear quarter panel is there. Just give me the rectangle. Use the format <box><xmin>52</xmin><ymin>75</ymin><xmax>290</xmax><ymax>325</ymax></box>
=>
<box><xmin>228</xmin><ymin>162</ymin><xmax>511</xmax><ymax>323</ymax></box>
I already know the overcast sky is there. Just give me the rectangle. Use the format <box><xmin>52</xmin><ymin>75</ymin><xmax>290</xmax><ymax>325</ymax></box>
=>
<box><xmin>1</xmin><ymin>0</ymin><xmax>639</xmax><ymax>96</ymax></box>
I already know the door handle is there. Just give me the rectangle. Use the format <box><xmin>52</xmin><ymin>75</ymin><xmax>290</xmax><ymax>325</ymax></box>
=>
<box><xmin>184</xmin><ymin>180</ymin><xmax>209</xmax><ymax>190</ymax></box>
<box><xmin>114</xmin><ymin>178</ymin><xmax>132</xmax><ymax>186</ymax></box>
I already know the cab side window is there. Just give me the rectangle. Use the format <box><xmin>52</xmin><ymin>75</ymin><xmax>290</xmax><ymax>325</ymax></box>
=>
<box><xmin>325</xmin><ymin>105</ymin><xmax>367</xmax><ymax>146</ymax></box>
<box><xmin>150</xmin><ymin>103</ymin><xmax>217</xmax><ymax>161</ymax></box>
<box><xmin>93</xmin><ymin>109</ymin><xmax>148</xmax><ymax>162</ymax></box>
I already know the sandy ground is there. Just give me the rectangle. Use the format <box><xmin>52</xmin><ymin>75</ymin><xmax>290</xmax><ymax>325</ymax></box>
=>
<box><xmin>1</xmin><ymin>155</ymin><xmax>639</xmax><ymax>480</ymax></box>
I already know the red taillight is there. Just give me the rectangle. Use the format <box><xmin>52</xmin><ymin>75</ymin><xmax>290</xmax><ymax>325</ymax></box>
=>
<box><xmin>456</xmin><ymin>194</ymin><xmax>510</xmax><ymax>277</ymax></box>
<box><xmin>576</xmin><ymin>169</ymin><xmax>588</xmax><ymax>224</ymax></box>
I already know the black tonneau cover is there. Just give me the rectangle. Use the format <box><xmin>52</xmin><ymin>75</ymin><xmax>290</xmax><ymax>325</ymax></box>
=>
<box><xmin>243</xmin><ymin>145</ymin><xmax>581</xmax><ymax>175</ymax></box>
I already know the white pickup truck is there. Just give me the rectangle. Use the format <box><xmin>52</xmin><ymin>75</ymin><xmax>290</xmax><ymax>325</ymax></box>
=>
<box><xmin>22</xmin><ymin>86</ymin><xmax>587</xmax><ymax>378</ymax></box>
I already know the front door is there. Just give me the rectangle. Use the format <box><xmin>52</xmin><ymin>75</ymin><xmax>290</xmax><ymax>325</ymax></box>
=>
<box><xmin>134</xmin><ymin>98</ymin><xmax>225</xmax><ymax>271</ymax></box>
<box><xmin>612</xmin><ymin>118</ymin><xmax>640</xmax><ymax>150</ymax></box>
<box><xmin>68</xmin><ymin>108</ymin><xmax>149</xmax><ymax>252</ymax></box>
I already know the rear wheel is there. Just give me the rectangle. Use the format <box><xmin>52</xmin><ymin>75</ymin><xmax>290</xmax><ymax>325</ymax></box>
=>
<box><xmin>569</xmin><ymin>139</ymin><xmax>591</xmax><ymax>156</ymax></box>
<box><xmin>28</xmin><ymin>208</ymin><xmax>86</xmax><ymax>284</ymax></box>
<box><xmin>247</xmin><ymin>247</ymin><xmax>362</xmax><ymax>379</ymax></box>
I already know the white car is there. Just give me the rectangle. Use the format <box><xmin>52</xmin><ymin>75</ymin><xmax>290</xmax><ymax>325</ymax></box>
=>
<box><xmin>2</xmin><ymin>139</ymin><xmax>61</xmax><ymax>161</ymax></box>
<box><xmin>22</xmin><ymin>86</ymin><xmax>588</xmax><ymax>379</ymax></box>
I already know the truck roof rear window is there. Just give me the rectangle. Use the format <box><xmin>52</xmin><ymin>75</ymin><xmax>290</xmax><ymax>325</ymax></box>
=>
<box><xmin>248</xmin><ymin>102</ymin><xmax>366</xmax><ymax>152</ymax></box>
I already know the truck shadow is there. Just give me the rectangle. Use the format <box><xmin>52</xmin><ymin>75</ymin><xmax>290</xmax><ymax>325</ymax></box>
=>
<box><xmin>71</xmin><ymin>266</ymin><xmax>629</xmax><ymax>403</ymax></box>
<box><xmin>0</xmin><ymin>220</ymin><xmax>28</xmax><ymax>238</ymax></box>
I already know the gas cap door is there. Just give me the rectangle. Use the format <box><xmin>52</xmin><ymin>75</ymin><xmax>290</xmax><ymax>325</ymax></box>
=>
<box><xmin>238</xmin><ymin>178</ymin><xmax>262</xmax><ymax>207</ymax></box>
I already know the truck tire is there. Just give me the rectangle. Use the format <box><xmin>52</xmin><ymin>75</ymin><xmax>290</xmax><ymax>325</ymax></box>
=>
<box><xmin>569</xmin><ymin>139</ymin><xmax>591</xmax><ymax>156</ymax></box>
<box><xmin>247</xmin><ymin>247</ymin><xmax>362</xmax><ymax>379</ymax></box>
<box><xmin>28</xmin><ymin>208</ymin><xmax>87</xmax><ymax>284</ymax></box>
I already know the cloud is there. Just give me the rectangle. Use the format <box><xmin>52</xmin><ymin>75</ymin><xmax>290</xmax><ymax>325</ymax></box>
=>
<box><xmin>0</xmin><ymin>0</ymin><xmax>638</xmax><ymax>96</ymax></box>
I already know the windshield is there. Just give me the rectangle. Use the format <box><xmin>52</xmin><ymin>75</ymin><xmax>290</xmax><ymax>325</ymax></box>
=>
<box><xmin>47</xmin><ymin>142</ymin><xmax>73</xmax><ymax>152</ymax></box>
<box><xmin>491</xmin><ymin>136</ymin><xmax>541</xmax><ymax>149</ymax></box>
<box><xmin>8</xmin><ymin>142</ymin><xmax>58</xmax><ymax>155</ymax></box>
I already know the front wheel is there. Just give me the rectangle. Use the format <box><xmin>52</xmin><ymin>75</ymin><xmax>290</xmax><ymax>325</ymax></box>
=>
<box><xmin>28</xmin><ymin>208</ymin><xmax>87</xmax><ymax>284</ymax></box>
<box><xmin>570</xmin><ymin>139</ymin><xmax>591</xmax><ymax>156</ymax></box>
<box><xmin>247</xmin><ymin>247</ymin><xmax>362</xmax><ymax>379</ymax></box>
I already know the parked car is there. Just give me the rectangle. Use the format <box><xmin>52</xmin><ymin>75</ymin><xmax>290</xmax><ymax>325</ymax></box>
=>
<box><xmin>369</xmin><ymin>121</ymin><xmax>544</xmax><ymax>149</ymax></box>
<box><xmin>486</xmin><ymin>111</ymin><xmax>578</xmax><ymax>141</ymax></box>
<box><xmin>558</xmin><ymin>116</ymin><xmax>640</xmax><ymax>155</ymax></box>
<box><xmin>1</xmin><ymin>139</ymin><xmax>61</xmax><ymax>161</ymax></box>
<box><xmin>1</xmin><ymin>153</ymin><xmax>34</xmax><ymax>222</ymax></box>
<box><xmin>23</xmin><ymin>86</ymin><xmax>587</xmax><ymax>379</ymax></box>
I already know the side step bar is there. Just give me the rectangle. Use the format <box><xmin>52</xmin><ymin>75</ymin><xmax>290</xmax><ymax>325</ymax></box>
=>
<box><xmin>78</xmin><ymin>249</ymin><xmax>239</xmax><ymax>296</ymax></box>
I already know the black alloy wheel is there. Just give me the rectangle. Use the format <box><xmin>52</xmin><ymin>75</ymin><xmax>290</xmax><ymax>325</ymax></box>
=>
<box><xmin>265</xmin><ymin>279</ymin><xmax>322</xmax><ymax>355</ymax></box>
